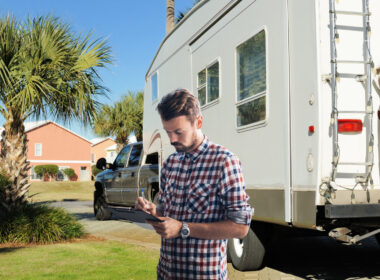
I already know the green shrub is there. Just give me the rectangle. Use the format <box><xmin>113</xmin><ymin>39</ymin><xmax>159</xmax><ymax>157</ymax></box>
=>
<box><xmin>92</xmin><ymin>165</ymin><xmax>102</xmax><ymax>177</ymax></box>
<box><xmin>62</xmin><ymin>168</ymin><xmax>75</xmax><ymax>179</ymax></box>
<box><xmin>0</xmin><ymin>203</ymin><xmax>85</xmax><ymax>244</ymax></box>
<box><xmin>34</xmin><ymin>164</ymin><xmax>59</xmax><ymax>181</ymax></box>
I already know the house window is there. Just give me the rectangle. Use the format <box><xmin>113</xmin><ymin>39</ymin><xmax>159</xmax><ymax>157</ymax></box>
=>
<box><xmin>152</xmin><ymin>73</ymin><xmax>158</xmax><ymax>102</ymax></box>
<box><xmin>35</xmin><ymin>143</ymin><xmax>42</xmax><ymax>156</ymax></box>
<box><xmin>57</xmin><ymin>166</ymin><xmax>69</xmax><ymax>181</ymax></box>
<box><xmin>236</xmin><ymin>30</ymin><xmax>266</xmax><ymax>127</ymax></box>
<box><xmin>197</xmin><ymin>61</ymin><xmax>220</xmax><ymax>106</ymax></box>
<box><xmin>30</xmin><ymin>166</ymin><xmax>42</xmax><ymax>180</ymax></box>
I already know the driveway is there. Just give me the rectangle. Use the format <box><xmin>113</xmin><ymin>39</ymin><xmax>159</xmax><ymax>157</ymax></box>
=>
<box><xmin>50</xmin><ymin>200</ymin><xmax>161</xmax><ymax>250</ymax></box>
<box><xmin>51</xmin><ymin>200</ymin><xmax>380</xmax><ymax>280</ymax></box>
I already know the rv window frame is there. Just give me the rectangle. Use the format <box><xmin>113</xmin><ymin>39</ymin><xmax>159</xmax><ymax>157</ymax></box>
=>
<box><xmin>196</xmin><ymin>59</ymin><xmax>221</xmax><ymax>109</ymax></box>
<box><xmin>234</xmin><ymin>28</ymin><xmax>268</xmax><ymax>131</ymax></box>
<box><xmin>151</xmin><ymin>72</ymin><xmax>159</xmax><ymax>104</ymax></box>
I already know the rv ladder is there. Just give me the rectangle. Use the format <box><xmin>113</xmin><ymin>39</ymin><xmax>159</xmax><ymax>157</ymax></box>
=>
<box><xmin>328</xmin><ymin>0</ymin><xmax>374</xmax><ymax>189</ymax></box>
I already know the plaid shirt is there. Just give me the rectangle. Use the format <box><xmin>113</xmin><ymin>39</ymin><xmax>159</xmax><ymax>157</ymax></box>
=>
<box><xmin>156</xmin><ymin>136</ymin><xmax>252</xmax><ymax>280</ymax></box>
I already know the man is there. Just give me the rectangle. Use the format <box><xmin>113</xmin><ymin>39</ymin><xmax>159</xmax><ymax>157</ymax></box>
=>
<box><xmin>136</xmin><ymin>89</ymin><xmax>252</xmax><ymax>279</ymax></box>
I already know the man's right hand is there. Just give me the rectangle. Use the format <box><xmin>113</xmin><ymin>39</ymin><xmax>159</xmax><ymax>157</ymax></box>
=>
<box><xmin>135</xmin><ymin>197</ymin><xmax>157</xmax><ymax>216</ymax></box>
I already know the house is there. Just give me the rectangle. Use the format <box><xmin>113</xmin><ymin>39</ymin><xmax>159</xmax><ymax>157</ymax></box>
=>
<box><xmin>90</xmin><ymin>137</ymin><xmax>117</xmax><ymax>164</ymax></box>
<box><xmin>25</xmin><ymin>120</ymin><xmax>92</xmax><ymax>181</ymax></box>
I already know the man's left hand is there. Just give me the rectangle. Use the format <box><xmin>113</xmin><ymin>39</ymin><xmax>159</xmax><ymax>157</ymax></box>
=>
<box><xmin>146</xmin><ymin>217</ymin><xmax>182</xmax><ymax>239</ymax></box>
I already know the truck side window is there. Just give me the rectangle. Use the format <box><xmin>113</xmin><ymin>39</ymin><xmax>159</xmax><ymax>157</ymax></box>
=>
<box><xmin>114</xmin><ymin>146</ymin><xmax>131</xmax><ymax>168</ymax></box>
<box><xmin>128</xmin><ymin>144</ymin><xmax>143</xmax><ymax>167</ymax></box>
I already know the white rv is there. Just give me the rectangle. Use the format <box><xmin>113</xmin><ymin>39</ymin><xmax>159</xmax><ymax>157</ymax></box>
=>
<box><xmin>143</xmin><ymin>0</ymin><xmax>380</xmax><ymax>271</ymax></box>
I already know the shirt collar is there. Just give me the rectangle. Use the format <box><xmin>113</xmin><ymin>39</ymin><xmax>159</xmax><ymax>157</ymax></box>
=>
<box><xmin>179</xmin><ymin>135</ymin><xmax>209</xmax><ymax>162</ymax></box>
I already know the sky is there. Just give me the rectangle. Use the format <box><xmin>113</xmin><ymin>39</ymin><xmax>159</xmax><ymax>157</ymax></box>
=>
<box><xmin>0</xmin><ymin>0</ymin><xmax>195</xmax><ymax>140</ymax></box>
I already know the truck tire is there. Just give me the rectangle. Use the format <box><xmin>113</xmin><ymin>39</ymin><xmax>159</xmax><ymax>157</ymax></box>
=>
<box><xmin>227</xmin><ymin>226</ymin><xmax>266</xmax><ymax>271</ymax></box>
<box><xmin>94</xmin><ymin>195</ymin><xmax>112</xmax><ymax>220</ymax></box>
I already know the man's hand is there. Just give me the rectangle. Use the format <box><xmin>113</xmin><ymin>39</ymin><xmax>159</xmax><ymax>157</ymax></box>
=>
<box><xmin>135</xmin><ymin>197</ymin><xmax>157</xmax><ymax>216</ymax></box>
<box><xmin>146</xmin><ymin>217</ymin><xmax>182</xmax><ymax>239</ymax></box>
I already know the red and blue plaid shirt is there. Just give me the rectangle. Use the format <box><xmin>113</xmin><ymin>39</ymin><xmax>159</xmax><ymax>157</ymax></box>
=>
<box><xmin>157</xmin><ymin>136</ymin><xmax>252</xmax><ymax>279</ymax></box>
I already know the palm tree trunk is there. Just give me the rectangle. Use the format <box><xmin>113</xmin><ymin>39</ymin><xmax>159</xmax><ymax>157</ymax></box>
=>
<box><xmin>166</xmin><ymin>0</ymin><xmax>175</xmax><ymax>34</ymax></box>
<box><xmin>0</xmin><ymin>111</ymin><xmax>30</xmax><ymax>211</ymax></box>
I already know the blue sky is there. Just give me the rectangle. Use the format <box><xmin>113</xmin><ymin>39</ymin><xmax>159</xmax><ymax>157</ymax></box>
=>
<box><xmin>0</xmin><ymin>0</ymin><xmax>195</xmax><ymax>140</ymax></box>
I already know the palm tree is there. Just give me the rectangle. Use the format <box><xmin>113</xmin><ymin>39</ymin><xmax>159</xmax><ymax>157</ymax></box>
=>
<box><xmin>166</xmin><ymin>0</ymin><xmax>175</xmax><ymax>34</ymax></box>
<box><xmin>0</xmin><ymin>16</ymin><xmax>112</xmax><ymax>211</ymax></box>
<box><xmin>175</xmin><ymin>0</ymin><xmax>203</xmax><ymax>23</ymax></box>
<box><xmin>93</xmin><ymin>91</ymin><xmax>144</xmax><ymax>150</ymax></box>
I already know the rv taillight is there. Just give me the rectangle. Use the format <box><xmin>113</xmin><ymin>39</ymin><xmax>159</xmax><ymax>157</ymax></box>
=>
<box><xmin>338</xmin><ymin>119</ymin><xmax>363</xmax><ymax>133</ymax></box>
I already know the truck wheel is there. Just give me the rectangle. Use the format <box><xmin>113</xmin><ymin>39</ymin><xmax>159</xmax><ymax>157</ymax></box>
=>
<box><xmin>94</xmin><ymin>195</ymin><xmax>112</xmax><ymax>220</ymax></box>
<box><xmin>227</xmin><ymin>226</ymin><xmax>266</xmax><ymax>271</ymax></box>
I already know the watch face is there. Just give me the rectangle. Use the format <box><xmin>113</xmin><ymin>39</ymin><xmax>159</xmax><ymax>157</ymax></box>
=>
<box><xmin>182</xmin><ymin>228</ymin><xmax>190</xmax><ymax>236</ymax></box>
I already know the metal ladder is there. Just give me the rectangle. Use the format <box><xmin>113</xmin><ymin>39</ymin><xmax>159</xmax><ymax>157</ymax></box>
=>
<box><xmin>326</xmin><ymin>0</ymin><xmax>374</xmax><ymax>194</ymax></box>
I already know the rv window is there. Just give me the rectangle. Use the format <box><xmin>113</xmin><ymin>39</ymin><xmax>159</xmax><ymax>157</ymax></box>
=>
<box><xmin>197</xmin><ymin>61</ymin><xmax>219</xmax><ymax>106</ymax></box>
<box><xmin>152</xmin><ymin>73</ymin><xmax>158</xmax><ymax>102</ymax></box>
<box><xmin>236</xmin><ymin>30</ymin><xmax>266</xmax><ymax>126</ymax></box>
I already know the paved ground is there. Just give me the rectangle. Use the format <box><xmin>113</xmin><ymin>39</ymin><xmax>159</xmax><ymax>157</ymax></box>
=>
<box><xmin>52</xmin><ymin>200</ymin><xmax>380</xmax><ymax>280</ymax></box>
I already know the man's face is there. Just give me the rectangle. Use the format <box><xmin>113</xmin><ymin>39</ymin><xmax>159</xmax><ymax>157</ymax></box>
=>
<box><xmin>162</xmin><ymin>115</ymin><xmax>203</xmax><ymax>153</ymax></box>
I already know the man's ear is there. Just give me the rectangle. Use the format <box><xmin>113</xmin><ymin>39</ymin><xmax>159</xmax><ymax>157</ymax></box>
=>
<box><xmin>196</xmin><ymin>116</ymin><xmax>203</xmax><ymax>129</ymax></box>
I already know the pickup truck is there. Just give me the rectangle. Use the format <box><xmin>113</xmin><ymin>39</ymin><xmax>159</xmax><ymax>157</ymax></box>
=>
<box><xmin>93</xmin><ymin>141</ymin><xmax>159</xmax><ymax>220</ymax></box>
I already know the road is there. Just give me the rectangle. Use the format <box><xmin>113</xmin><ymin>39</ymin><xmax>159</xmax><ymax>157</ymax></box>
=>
<box><xmin>52</xmin><ymin>200</ymin><xmax>380</xmax><ymax>280</ymax></box>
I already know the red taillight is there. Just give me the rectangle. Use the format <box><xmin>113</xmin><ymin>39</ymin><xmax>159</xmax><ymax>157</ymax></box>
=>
<box><xmin>338</xmin><ymin>119</ymin><xmax>363</xmax><ymax>133</ymax></box>
<box><xmin>309</xmin><ymin>125</ymin><xmax>315</xmax><ymax>133</ymax></box>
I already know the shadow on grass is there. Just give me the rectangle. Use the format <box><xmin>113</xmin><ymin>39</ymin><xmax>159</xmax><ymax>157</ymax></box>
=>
<box><xmin>0</xmin><ymin>246</ymin><xmax>25</xmax><ymax>254</ymax></box>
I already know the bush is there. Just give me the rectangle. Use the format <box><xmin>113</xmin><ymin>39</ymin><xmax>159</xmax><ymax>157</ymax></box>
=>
<box><xmin>34</xmin><ymin>164</ymin><xmax>59</xmax><ymax>181</ymax></box>
<box><xmin>0</xmin><ymin>203</ymin><xmax>85</xmax><ymax>244</ymax></box>
<box><xmin>92</xmin><ymin>165</ymin><xmax>102</xmax><ymax>177</ymax></box>
<box><xmin>63</xmin><ymin>168</ymin><xmax>75</xmax><ymax>179</ymax></box>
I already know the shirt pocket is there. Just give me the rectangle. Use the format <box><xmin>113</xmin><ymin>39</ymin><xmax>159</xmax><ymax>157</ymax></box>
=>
<box><xmin>162</xmin><ymin>182</ymin><xmax>182</xmax><ymax>216</ymax></box>
<box><xmin>187</xmin><ymin>183</ymin><xmax>211</xmax><ymax>214</ymax></box>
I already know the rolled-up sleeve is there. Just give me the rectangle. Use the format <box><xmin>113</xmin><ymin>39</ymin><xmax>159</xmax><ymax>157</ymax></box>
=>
<box><xmin>219</xmin><ymin>155</ymin><xmax>253</xmax><ymax>225</ymax></box>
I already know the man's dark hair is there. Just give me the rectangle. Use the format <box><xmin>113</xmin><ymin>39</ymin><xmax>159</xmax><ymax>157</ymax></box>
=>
<box><xmin>156</xmin><ymin>88</ymin><xmax>201</xmax><ymax>123</ymax></box>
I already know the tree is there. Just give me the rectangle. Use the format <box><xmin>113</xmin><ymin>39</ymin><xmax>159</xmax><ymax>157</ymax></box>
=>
<box><xmin>93</xmin><ymin>91</ymin><xmax>143</xmax><ymax>148</ymax></box>
<box><xmin>34</xmin><ymin>165</ymin><xmax>59</xmax><ymax>181</ymax></box>
<box><xmin>175</xmin><ymin>0</ymin><xmax>203</xmax><ymax>23</ymax></box>
<box><xmin>166</xmin><ymin>0</ymin><xmax>175</xmax><ymax>34</ymax></box>
<box><xmin>0</xmin><ymin>16</ymin><xmax>112</xmax><ymax>211</ymax></box>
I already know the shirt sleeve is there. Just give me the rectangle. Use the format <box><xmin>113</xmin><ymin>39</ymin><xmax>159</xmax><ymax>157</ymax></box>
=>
<box><xmin>219</xmin><ymin>154</ymin><xmax>253</xmax><ymax>225</ymax></box>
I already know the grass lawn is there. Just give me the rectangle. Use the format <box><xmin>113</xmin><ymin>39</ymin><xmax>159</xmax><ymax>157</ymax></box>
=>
<box><xmin>0</xmin><ymin>238</ymin><xmax>159</xmax><ymax>280</ymax></box>
<box><xmin>28</xmin><ymin>181</ymin><xmax>94</xmax><ymax>202</ymax></box>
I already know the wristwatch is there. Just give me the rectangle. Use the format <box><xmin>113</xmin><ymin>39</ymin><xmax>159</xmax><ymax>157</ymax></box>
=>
<box><xmin>181</xmin><ymin>222</ymin><xmax>190</xmax><ymax>239</ymax></box>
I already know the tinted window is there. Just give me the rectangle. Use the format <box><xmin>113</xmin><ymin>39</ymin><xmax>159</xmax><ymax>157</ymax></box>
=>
<box><xmin>114</xmin><ymin>146</ymin><xmax>131</xmax><ymax>168</ymax></box>
<box><xmin>197</xmin><ymin>61</ymin><xmax>219</xmax><ymax>106</ymax></box>
<box><xmin>236</xmin><ymin>30</ymin><xmax>266</xmax><ymax>127</ymax></box>
<box><xmin>128</xmin><ymin>145</ymin><xmax>143</xmax><ymax>167</ymax></box>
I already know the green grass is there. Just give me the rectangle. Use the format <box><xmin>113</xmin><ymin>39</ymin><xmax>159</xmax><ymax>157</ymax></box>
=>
<box><xmin>28</xmin><ymin>181</ymin><xmax>94</xmax><ymax>202</ymax></box>
<box><xmin>0</xmin><ymin>240</ymin><xmax>159</xmax><ymax>280</ymax></box>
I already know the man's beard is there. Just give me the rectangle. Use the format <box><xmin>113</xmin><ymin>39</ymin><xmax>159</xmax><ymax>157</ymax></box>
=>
<box><xmin>171</xmin><ymin>133</ymin><xmax>198</xmax><ymax>153</ymax></box>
